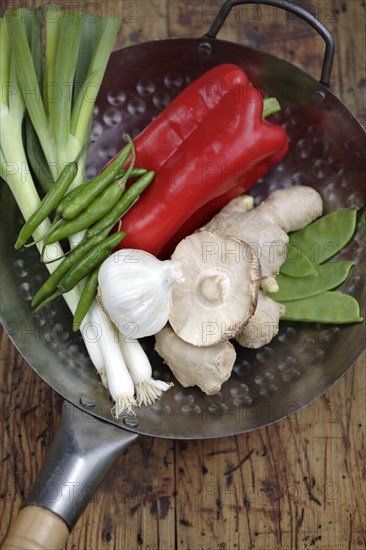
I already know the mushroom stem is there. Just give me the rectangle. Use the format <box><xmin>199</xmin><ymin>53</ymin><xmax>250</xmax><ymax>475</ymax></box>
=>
<box><xmin>198</xmin><ymin>272</ymin><xmax>230</xmax><ymax>306</ymax></box>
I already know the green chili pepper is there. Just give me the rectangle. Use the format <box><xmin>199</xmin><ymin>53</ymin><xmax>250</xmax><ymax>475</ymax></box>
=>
<box><xmin>43</xmin><ymin>142</ymin><xmax>136</xmax><ymax>243</ymax></box>
<box><xmin>35</xmin><ymin>231</ymin><xmax>125</xmax><ymax>310</ymax></box>
<box><xmin>56</xmin><ymin>186</ymin><xmax>88</xmax><ymax>217</ymax></box>
<box><xmin>31</xmin><ymin>233</ymin><xmax>106</xmax><ymax>307</ymax></box>
<box><xmin>288</xmin><ymin>207</ymin><xmax>358</xmax><ymax>265</ymax></box>
<box><xmin>15</xmin><ymin>160</ymin><xmax>78</xmax><ymax>249</ymax></box>
<box><xmin>116</xmin><ymin>167</ymin><xmax>147</xmax><ymax>180</ymax></box>
<box><xmin>270</xmin><ymin>261</ymin><xmax>355</xmax><ymax>302</ymax></box>
<box><xmin>72</xmin><ymin>267</ymin><xmax>100</xmax><ymax>332</ymax></box>
<box><xmin>281</xmin><ymin>291</ymin><xmax>363</xmax><ymax>324</ymax></box>
<box><xmin>55</xmin><ymin>164</ymin><xmax>144</xmax><ymax>219</ymax></box>
<box><xmin>45</xmin><ymin>177</ymin><xmax>128</xmax><ymax>244</ymax></box>
<box><xmin>280</xmin><ymin>246</ymin><xmax>317</xmax><ymax>278</ymax></box>
<box><xmin>59</xmin><ymin>231</ymin><xmax>125</xmax><ymax>291</ymax></box>
<box><xmin>60</xmin><ymin>140</ymin><xmax>133</xmax><ymax>220</ymax></box>
<box><xmin>86</xmin><ymin>170</ymin><xmax>155</xmax><ymax>238</ymax></box>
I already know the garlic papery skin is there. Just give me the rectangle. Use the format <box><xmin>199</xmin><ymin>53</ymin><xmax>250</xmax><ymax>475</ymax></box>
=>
<box><xmin>98</xmin><ymin>249</ymin><xmax>185</xmax><ymax>339</ymax></box>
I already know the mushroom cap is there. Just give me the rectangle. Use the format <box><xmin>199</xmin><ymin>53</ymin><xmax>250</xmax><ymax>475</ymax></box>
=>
<box><xmin>169</xmin><ymin>231</ymin><xmax>261</xmax><ymax>347</ymax></box>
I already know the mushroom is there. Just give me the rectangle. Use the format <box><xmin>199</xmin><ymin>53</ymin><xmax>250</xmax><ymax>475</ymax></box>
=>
<box><xmin>236</xmin><ymin>291</ymin><xmax>285</xmax><ymax>349</ymax></box>
<box><xmin>155</xmin><ymin>325</ymin><xmax>236</xmax><ymax>395</ymax></box>
<box><xmin>169</xmin><ymin>231</ymin><xmax>261</xmax><ymax>347</ymax></box>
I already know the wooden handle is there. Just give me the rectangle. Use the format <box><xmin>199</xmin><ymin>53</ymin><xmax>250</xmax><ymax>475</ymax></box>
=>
<box><xmin>1</xmin><ymin>506</ymin><xmax>69</xmax><ymax>550</ymax></box>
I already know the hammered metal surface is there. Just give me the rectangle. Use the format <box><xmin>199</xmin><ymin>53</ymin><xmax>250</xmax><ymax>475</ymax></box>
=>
<box><xmin>1</xmin><ymin>38</ymin><xmax>365</xmax><ymax>439</ymax></box>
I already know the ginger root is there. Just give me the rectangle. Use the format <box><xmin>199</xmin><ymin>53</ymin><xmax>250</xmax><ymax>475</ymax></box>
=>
<box><xmin>154</xmin><ymin>186</ymin><xmax>323</xmax><ymax>395</ymax></box>
<box><xmin>236</xmin><ymin>291</ymin><xmax>285</xmax><ymax>349</ymax></box>
<box><xmin>201</xmin><ymin>186</ymin><xmax>322</xmax><ymax>282</ymax></box>
<box><xmin>257</xmin><ymin>185</ymin><xmax>323</xmax><ymax>233</ymax></box>
<box><xmin>155</xmin><ymin>325</ymin><xmax>236</xmax><ymax>395</ymax></box>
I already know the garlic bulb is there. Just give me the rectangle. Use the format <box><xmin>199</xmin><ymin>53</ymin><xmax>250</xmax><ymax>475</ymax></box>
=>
<box><xmin>98</xmin><ymin>249</ymin><xmax>185</xmax><ymax>338</ymax></box>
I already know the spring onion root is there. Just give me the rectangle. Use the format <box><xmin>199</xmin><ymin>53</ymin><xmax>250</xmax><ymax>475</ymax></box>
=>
<box><xmin>119</xmin><ymin>338</ymin><xmax>173</xmax><ymax>406</ymax></box>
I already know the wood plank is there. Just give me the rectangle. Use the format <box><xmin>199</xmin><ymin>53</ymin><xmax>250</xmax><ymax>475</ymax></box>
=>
<box><xmin>1</xmin><ymin>1</ymin><xmax>366</xmax><ymax>549</ymax></box>
<box><xmin>173</xmin><ymin>356</ymin><xmax>365</xmax><ymax>550</ymax></box>
<box><xmin>66</xmin><ymin>439</ymin><xmax>176</xmax><ymax>549</ymax></box>
<box><xmin>167</xmin><ymin>0</ymin><xmax>242</xmax><ymax>42</ymax></box>
<box><xmin>336</xmin><ymin>0</ymin><xmax>366</xmax><ymax>126</ymax></box>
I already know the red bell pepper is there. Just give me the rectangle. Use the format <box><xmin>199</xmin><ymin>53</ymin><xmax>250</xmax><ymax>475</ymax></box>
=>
<box><xmin>159</xmin><ymin>141</ymin><xmax>288</xmax><ymax>258</ymax></box>
<box><xmin>114</xmin><ymin>64</ymin><xmax>288</xmax><ymax>258</ymax></box>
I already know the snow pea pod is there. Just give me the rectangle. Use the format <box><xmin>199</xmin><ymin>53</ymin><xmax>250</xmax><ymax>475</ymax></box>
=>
<box><xmin>288</xmin><ymin>207</ymin><xmax>358</xmax><ymax>265</ymax></box>
<box><xmin>271</xmin><ymin>261</ymin><xmax>355</xmax><ymax>302</ymax></box>
<box><xmin>280</xmin><ymin>245</ymin><xmax>317</xmax><ymax>278</ymax></box>
<box><xmin>281</xmin><ymin>291</ymin><xmax>363</xmax><ymax>324</ymax></box>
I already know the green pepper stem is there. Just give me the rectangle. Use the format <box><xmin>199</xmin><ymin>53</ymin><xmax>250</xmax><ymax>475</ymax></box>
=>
<box><xmin>263</xmin><ymin>97</ymin><xmax>281</xmax><ymax>119</ymax></box>
<box><xmin>42</xmin><ymin>250</ymin><xmax>70</xmax><ymax>264</ymax></box>
<box><xmin>23</xmin><ymin>217</ymin><xmax>63</xmax><ymax>247</ymax></box>
<box><xmin>74</xmin><ymin>139</ymin><xmax>92</xmax><ymax>165</ymax></box>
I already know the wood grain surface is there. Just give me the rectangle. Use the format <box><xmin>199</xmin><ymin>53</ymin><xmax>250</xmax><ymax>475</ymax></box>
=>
<box><xmin>1</xmin><ymin>1</ymin><xmax>365</xmax><ymax>549</ymax></box>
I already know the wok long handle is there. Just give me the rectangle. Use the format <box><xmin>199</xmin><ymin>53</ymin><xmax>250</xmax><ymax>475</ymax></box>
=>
<box><xmin>2</xmin><ymin>507</ymin><xmax>69</xmax><ymax>550</ymax></box>
<box><xmin>2</xmin><ymin>401</ymin><xmax>139</xmax><ymax>549</ymax></box>
<box><xmin>204</xmin><ymin>0</ymin><xmax>335</xmax><ymax>87</ymax></box>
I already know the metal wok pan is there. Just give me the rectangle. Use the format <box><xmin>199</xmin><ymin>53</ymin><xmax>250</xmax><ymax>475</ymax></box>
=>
<box><xmin>1</xmin><ymin>0</ymin><xmax>365</xmax><ymax>547</ymax></box>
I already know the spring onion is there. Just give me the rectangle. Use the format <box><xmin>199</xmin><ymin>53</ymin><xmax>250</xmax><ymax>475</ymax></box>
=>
<box><xmin>0</xmin><ymin>8</ymin><xmax>146</xmax><ymax>415</ymax></box>
<box><xmin>119</xmin><ymin>338</ymin><xmax>173</xmax><ymax>407</ymax></box>
<box><xmin>90</xmin><ymin>303</ymin><xmax>136</xmax><ymax>418</ymax></box>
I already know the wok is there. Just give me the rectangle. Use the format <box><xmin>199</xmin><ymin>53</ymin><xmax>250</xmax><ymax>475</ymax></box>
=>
<box><xmin>1</xmin><ymin>0</ymin><xmax>365</xmax><ymax>547</ymax></box>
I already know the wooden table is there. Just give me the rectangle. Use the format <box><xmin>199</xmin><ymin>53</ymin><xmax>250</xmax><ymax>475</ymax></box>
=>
<box><xmin>1</xmin><ymin>1</ymin><xmax>365</xmax><ymax>548</ymax></box>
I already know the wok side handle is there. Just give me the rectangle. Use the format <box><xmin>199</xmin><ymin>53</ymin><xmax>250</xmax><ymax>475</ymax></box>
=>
<box><xmin>204</xmin><ymin>0</ymin><xmax>335</xmax><ymax>87</ymax></box>
<box><xmin>2</xmin><ymin>401</ymin><xmax>139</xmax><ymax>550</ymax></box>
